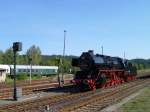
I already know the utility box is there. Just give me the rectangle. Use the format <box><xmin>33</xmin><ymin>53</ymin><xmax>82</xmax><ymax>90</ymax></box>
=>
<box><xmin>16</xmin><ymin>87</ymin><xmax>22</xmax><ymax>98</ymax></box>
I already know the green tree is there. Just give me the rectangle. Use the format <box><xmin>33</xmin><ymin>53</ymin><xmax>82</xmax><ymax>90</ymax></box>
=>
<box><xmin>0</xmin><ymin>50</ymin><xmax>4</xmax><ymax>64</ymax></box>
<box><xmin>60</xmin><ymin>58</ymin><xmax>72</xmax><ymax>73</ymax></box>
<box><xmin>17</xmin><ymin>55</ymin><xmax>28</xmax><ymax>65</ymax></box>
<box><xmin>133</xmin><ymin>63</ymin><xmax>138</xmax><ymax>70</ymax></box>
<box><xmin>139</xmin><ymin>64</ymin><xmax>145</xmax><ymax>70</ymax></box>
<box><xmin>3</xmin><ymin>48</ymin><xmax>14</xmax><ymax>64</ymax></box>
<box><xmin>49</xmin><ymin>57</ymin><xmax>60</xmax><ymax>66</ymax></box>
<box><xmin>26</xmin><ymin>45</ymin><xmax>41</xmax><ymax>65</ymax></box>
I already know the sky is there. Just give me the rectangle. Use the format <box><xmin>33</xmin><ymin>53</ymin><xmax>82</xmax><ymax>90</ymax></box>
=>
<box><xmin>0</xmin><ymin>0</ymin><xmax>150</xmax><ymax>59</ymax></box>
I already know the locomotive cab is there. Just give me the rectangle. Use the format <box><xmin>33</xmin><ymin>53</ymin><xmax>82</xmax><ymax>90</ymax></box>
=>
<box><xmin>111</xmin><ymin>57</ymin><xmax>125</xmax><ymax>69</ymax></box>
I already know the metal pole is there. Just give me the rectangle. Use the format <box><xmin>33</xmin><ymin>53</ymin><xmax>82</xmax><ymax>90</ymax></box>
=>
<box><xmin>61</xmin><ymin>30</ymin><xmax>66</xmax><ymax>86</ymax></box>
<box><xmin>123</xmin><ymin>51</ymin><xmax>126</xmax><ymax>63</ymax></box>
<box><xmin>57</xmin><ymin>59</ymin><xmax>61</xmax><ymax>87</ymax></box>
<box><xmin>29</xmin><ymin>59</ymin><xmax>32</xmax><ymax>84</ymax></box>
<box><xmin>13</xmin><ymin>51</ymin><xmax>17</xmax><ymax>101</ymax></box>
<box><xmin>13</xmin><ymin>42</ymin><xmax>22</xmax><ymax>101</ymax></box>
<box><xmin>124</xmin><ymin>51</ymin><xmax>126</xmax><ymax>60</ymax></box>
<box><xmin>101</xmin><ymin>46</ymin><xmax>103</xmax><ymax>55</ymax></box>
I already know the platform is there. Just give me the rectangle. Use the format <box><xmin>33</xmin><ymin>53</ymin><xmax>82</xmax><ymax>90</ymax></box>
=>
<box><xmin>0</xmin><ymin>85</ymin><xmax>77</xmax><ymax>106</ymax></box>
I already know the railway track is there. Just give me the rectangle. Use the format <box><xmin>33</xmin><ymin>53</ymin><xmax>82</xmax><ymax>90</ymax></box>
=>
<box><xmin>0</xmin><ymin>78</ymin><xmax>149</xmax><ymax>112</ymax></box>
<box><xmin>0</xmin><ymin>80</ymin><xmax>71</xmax><ymax>99</ymax></box>
<box><xmin>0</xmin><ymin>74</ymin><xmax>147</xmax><ymax>99</ymax></box>
<box><xmin>0</xmin><ymin>79</ymin><xmax>52</xmax><ymax>88</ymax></box>
<box><xmin>0</xmin><ymin>75</ymin><xmax>73</xmax><ymax>88</ymax></box>
<box><xmin>62</xmin><ymin>79</ymin><xmax>149</xmax><ymax>112</ymax></box>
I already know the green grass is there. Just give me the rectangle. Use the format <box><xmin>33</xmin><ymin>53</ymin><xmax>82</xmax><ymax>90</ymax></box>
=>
<box><xmin>122</xmin><ymin>87</ymin><xmax>150</xmax><ymax>112</ymax></box>
<box><xmin>5</xmin><ymin>76</ymin><xmax>13</xmax><ymax>84</ymax></box>
<box><xmin>138</xmin><ymin>69</ymin><xmax>150</xmax><ymax>74</ymax></box>
<box><xmin>4</xmin><ymin>73</ymin><xmax>72</xmax><ymax>85</ymax></box>
<box><xmin>5</xmin><ymin>74</ymin><xmax>49</xmax><ymax>85</ymax></box>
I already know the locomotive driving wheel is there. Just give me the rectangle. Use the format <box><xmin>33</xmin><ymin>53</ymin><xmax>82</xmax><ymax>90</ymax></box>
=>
<box><xmin>88</xmin><ymin>79</ymin><xmax>96</xmax><ymax>91</ymax></box>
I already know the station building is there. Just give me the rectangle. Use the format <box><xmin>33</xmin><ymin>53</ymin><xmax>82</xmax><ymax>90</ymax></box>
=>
<box><xmin>0</xmin><ymin>65</ymin><xmax>10</xmax><ymax>82</ymax></box>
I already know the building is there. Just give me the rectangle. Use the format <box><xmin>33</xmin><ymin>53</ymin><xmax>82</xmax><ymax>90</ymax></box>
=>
<box><xmin>0</xmin><ymin>65</ymin><xmax>10</xmax><ymax>82</ymax></box>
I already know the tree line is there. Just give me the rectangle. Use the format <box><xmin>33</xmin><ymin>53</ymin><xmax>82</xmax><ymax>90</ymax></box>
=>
<box><xmin>0</xmin><ymin>45</ymin><xmax>149</xmax><ymax>71</ymax></box>
<box><xmin>0</xmin><ymin>45</ymin><xmax>73</xmax><ymax>73</ymax></box>
<box><xmin>0</xmin><ymin>45</ymin><xmax>41</xmax><ymax>65</ymax></box>
<box><xmin>129</xmin><ymin>59</ymin><xmax>150</xmax><ymax>70</ymax></box>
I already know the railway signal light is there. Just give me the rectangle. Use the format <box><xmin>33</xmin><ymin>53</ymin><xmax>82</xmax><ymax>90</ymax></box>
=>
<box><xmin>13</xmin><ymin>42</ymin><xmax>22</xmax><ymax>101</ymax></box>
<box><xmin>13</xmin><ymin>42</ymin><xmax>22</xmax><ymax>51</ymax></box>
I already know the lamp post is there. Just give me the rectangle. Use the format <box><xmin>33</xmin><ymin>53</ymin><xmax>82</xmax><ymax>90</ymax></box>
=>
<box><xmin>61</xmin><ymin>30</ymin><xmax>67</xmax><ymax>86</ymax></box>
<box><xmin>13</xmin><ymin>42</ymin><xmax>22</xmax><ymax>101</ymax></box>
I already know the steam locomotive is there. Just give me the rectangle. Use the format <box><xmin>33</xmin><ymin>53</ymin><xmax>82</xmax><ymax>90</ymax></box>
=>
<box><xmin>72</xmin><ymin>50</ymin><xmax>137</xmax><ymax>90</ymax></box>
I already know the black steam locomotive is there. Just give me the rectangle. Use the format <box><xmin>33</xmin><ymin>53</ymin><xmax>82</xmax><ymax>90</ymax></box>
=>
<box><xmin>72</xmin><ymin>50</ymin><xmax>137</xmax><ymax>90</ymax></box>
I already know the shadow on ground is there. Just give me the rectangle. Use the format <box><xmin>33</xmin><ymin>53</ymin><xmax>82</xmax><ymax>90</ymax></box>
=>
<box><xmin>33</xmin><ymin>85</ymin><xmax>83</xmax><ymax>94</ymax></box>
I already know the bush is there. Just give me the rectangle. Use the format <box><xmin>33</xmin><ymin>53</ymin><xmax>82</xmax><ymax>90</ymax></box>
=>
<box><xmin>16</xmin><ymin>73</ymin><xmax>28</xmax><ymax>80</ymax></box>
<box><xmin>6</xmin><ymin>74</ymin><xmax>13</xmax><ymax>84</ymax></box>
<box><xmin>31</xmin><ymin>74</ymin><xmax>42</xmax><ymax>80</ymax></box>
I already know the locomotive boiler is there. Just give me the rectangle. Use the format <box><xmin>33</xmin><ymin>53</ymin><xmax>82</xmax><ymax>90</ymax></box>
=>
<box><xmin>72</xmin><ymin>50</ymin><xmax>137</xmax><ymax>90</ymax></box>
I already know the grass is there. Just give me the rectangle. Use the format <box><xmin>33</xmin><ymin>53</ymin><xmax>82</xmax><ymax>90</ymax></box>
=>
<box><xmin>122</xmin><ymin>87</ymin><xmax>150</xmax><ymax>112</ymax></box>
<box><xmin>138</xmin><ymin>69</ymin><xmax>150</xmax><ymax>75</ymax></box>
<box><xmin>4</xmin><ymin>74</ymin><xmax>54</xmax><ymax>85</ymax></box>
<box><xmin>5</xmin><ymin>77</ymin><xmax>13</xmax><ymax>85</ymax></box>
<box><xmin>4</xmin><ymin>73</ymin><xmax>73</xmax><ymax>85</ymax></box>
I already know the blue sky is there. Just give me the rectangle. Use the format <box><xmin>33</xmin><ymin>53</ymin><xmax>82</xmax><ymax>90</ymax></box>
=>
<box><xmin>0</xmin><ymin>0</ymin><xmax>150</xmax><ymax>59</ymax></box>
